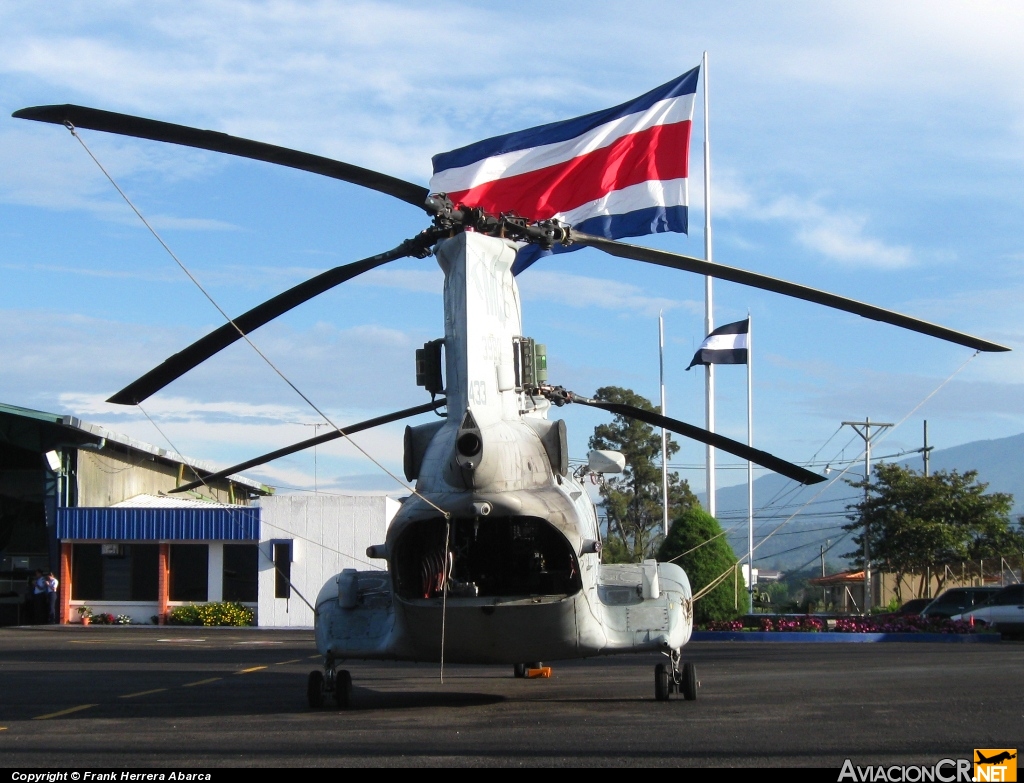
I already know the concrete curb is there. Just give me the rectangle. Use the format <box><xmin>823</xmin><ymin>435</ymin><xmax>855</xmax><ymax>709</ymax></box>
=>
<box><xmin>691</xmin><ymin>631</ymin><xmax>1001</xmax><ymax>643</ymax></box>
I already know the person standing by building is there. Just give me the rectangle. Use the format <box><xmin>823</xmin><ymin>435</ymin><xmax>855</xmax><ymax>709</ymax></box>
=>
<box><xmin>32</xmin><ymin>569</ymin><xmax>47</xmax><ymax>624</ymax></box>
<box><xmin>45</xmin><ymin>571</ymin><xmax>59</xmax><ymax>624</ymax></box>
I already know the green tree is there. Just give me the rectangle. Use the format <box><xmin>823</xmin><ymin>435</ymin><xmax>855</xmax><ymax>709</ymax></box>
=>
<box><xmin>657</xmin><ymin>506</ymin><xmax>741</xmax><ymax>623</ymax></box>
<box><xmin>843</xmin><ymin>464</ymin><xmax>1022</xmax><ymax>600</ymax></box>
<box><xmin>589</xmin><ymin>386</ymin><xmax>699</xmax><ymax>562</ymax></box>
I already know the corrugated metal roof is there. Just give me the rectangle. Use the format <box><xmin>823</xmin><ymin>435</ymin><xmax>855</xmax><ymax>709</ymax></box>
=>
<box><xmin>0</xmin><ymin>402</ymin><xmax>65</xmax><ymax>424</ymax></box>
<box><xmin>57</xmin><ymin>506</ymin><xmax>260</xmax><ymax>541</ymax></box>
<box><xmin>112</xmin><ymin>493</ymin><xmax>227</xmax><ymax>509</ymax></box>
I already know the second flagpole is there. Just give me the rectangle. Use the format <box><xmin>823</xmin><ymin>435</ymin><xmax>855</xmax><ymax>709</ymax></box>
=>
<box><xmin>702</xmin><ymin>50</ymin><xmax>716</xmax><ymax>520</ymax></box>
<box><xmin>747</xmin><ymin>314</ymin><xmax>754</xmax><ymax>614</ymax></box>
<box><xmin>660</xmin><ymin>311</ymin><xmax>669</xmax><ymax>538</ymax></box>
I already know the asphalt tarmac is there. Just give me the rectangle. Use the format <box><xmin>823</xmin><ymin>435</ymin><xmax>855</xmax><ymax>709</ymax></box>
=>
<box><xmin>0</xmin><ymin>626</ymin><xmax>1020</xmax><ymax>768</ymax></box>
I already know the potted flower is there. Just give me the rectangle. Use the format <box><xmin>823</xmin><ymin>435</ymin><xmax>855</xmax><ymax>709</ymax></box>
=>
<box><xmin>77</xmin><ymin>605</ymin><xmax>93</xmax><ymax>626</ymax></box>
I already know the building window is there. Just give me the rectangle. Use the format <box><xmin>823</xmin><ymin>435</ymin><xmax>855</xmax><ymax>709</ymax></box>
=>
<box><xmin>273</xmin><ymin>542</ymin><xmax>291</xmax><ymax>599</ymax></box>
<box><xmin>222</xmin><ymin>544</ymin><xmax>258</xmax><ymax>602</ymax></box>
<box><xmin>169</xmin><ymin>544</ymin><xmax>208</xmax><ymax>602</ymax></box>
<box><xmin>71</xmin><ymin>544</ymin><xmax>159</xmax><ymax>601</ymax></box>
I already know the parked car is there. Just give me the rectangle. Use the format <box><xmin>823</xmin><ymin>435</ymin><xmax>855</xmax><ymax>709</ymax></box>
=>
<box><xmin>894</xmin><ymin>598</ymin><xmax>932</xmax><ymax>615</ymax></box>
<box><xmin>872</xmin><ymin>598</ymin><xmax>933</xmax><ymax>620</ymax></box>
<box><xmin>920</xmin><ymin>587</ymin><xmax>1002</xmax><ymax>618</ymax></box>
<box><xmin>952</xmin><ymin>584</ymin><xmax>1024</xmax><ymax>637</ymax></box>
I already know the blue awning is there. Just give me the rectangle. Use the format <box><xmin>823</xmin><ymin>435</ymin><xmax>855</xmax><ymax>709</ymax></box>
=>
<box><xmin>57</xmin><ymin>507</ymin><xmax>260</xmax><ymax>541</ymax></box>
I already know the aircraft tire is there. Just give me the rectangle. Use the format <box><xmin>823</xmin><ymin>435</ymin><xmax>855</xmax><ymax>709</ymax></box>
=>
<box><xmin>654</xmin><ymin>663</ymin><xmax>671</xmax><ymax>701</ymax></box>
<box><xmin>307</xmin><ymin>670</ymin><xmax>324</xmax><ymax>709</ymax></box>
<box><xmin>513</xmin><ymin>663</ymin><xmax>527</xmax><ymax>678</ymax></box>
<box><xmin>334</xmin><ymin>669</ymin><xmax>352</xmax><ymax>708</ymax></box>
<box><xmin>681</xmin><ymin>662</ymin><xmax>697</xmax><ymax>701</ymax></box>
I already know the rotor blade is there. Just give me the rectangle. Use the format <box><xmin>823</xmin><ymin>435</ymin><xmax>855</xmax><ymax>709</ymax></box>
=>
<box><xmin>13</xmin><ymin>104</ymin><xmax>430</xmax><ymax>210</ymax></box>
<box><xmin>108</xmin><ymin>239</ymin><xmax>422</xmax><ymax>405</ymax></box>
<box><xmin>171</xmin><ymin>398</ymin><xmax>447</xmax><ymax>494</ymax></box>
<box><xmin>576</xmin><ymin>398</ymin><xmax>825</xmax><ymax>486</ymax></box>
<box><xmin>570</xmin><ymin>231</ymin><xmax>1009</xmax><ymax>353</ymax></box>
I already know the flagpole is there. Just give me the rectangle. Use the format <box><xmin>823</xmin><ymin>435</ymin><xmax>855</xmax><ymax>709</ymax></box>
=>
<box><xmin>746</xmin><ymin>314</ymin><xmax>754</xmax><ymax>614</ymax></box>
<box><xmin>660</xmin><ymin>311</ymin><xmax>669</xmax><ymax>538</ymax></box>
<box><xmin>702</xmin><ymin>50</ymin><xmax>716</xmax><ymax>519</ymax></box>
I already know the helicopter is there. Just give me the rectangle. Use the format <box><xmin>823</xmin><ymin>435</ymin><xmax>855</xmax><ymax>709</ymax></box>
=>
<box><xmin>13</xmin><ymin>86</ymin><xmax>1008</xmax><ymax>708</ymax></box>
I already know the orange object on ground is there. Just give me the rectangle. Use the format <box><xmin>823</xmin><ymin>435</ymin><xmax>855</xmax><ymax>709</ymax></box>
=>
<box><xmin>526</xmin><ymin>667</ymin><xmax>552</xmax><ymax>678</ymax></box>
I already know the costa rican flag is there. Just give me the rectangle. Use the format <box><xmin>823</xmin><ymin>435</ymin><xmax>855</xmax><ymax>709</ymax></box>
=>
<box><xmin>429</xmin><ymin>66</ymin><xmax>700</xmax><ymax>274</ymax></box>
<box><xmin>686</xmin><ymin>318</ymin><xmax>750</xmax><ymax>369</ymax></box>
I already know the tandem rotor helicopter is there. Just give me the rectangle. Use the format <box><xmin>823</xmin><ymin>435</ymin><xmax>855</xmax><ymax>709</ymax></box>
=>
<box><xmin>14</xmin><ymin>69</ymin><xmax>1008</xmax><ymax>707</ymax></box>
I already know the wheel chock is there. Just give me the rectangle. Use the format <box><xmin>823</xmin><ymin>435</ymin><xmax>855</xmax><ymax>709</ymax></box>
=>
<box><xmin>526</xmin><ymin>666</ymin><xmax>552</xmax><ymax>678</ymax></box>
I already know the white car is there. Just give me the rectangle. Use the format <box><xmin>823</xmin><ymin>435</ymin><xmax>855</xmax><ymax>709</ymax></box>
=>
<box><xmin>952</xmin><ymin>584</ymin><xmax>1024</xmax><ymax>637</ymax></box>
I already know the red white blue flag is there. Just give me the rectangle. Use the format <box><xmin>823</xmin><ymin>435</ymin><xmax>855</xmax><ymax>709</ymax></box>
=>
<box><xmin>429</xmin><ymin>66</ymin><xmax>700</xmax><ymax>274</ymax></box>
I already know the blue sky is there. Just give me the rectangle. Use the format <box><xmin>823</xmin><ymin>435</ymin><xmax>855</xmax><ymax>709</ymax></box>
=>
<box><xmin>1</xmin><ymin>1</ymin><xmax>1022</xmax><ymax>501</ymax></box>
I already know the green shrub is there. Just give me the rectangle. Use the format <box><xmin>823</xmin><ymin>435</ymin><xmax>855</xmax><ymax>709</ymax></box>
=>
<box><xmin>168</xmin><ymin>601</ymin><xmax>254</xmax><ymax>627</ymax></box>
<box><xmin>658</xmin><ymin>506</ymin><xmax>742</xmax><ymax>624</ymax></box>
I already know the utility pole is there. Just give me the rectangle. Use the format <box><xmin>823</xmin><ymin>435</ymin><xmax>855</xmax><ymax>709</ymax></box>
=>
<box><xmin>842</xmin><ymin>418</ymin><xmax>893</xmax><ymax>613</ymax></box>
<box><xmin>821</xmin><ymin>540</ymin><xmax>829</xmax><ymax>609</ymax></box>
<box><xmin>921</xmin><ymin>420</ymin><xmax>933</xmax><ymax>477</ymax></box>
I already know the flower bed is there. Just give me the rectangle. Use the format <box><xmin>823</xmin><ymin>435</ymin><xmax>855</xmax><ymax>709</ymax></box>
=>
<box><xmin>704</xmin><ymin>620</ymin><xmax>744</xmax><ymax>631</ymax></box>
<box><xmin>832</xmin><ymin>615</ymin><xmax>976</xmax><ymax>634</ymax></box>
<box><xmin>759</xmin><ymin>616</ymin><xmax>826</xmax><ymax>632</ymax></box>
<box><xmin>168</xmin><ymin>601</ymin><xmax>254</xmax><ymax>627</ymax></box>
<box><xmin>701</xmin><ymin>615</ymin><xmax>984</xmax><ymax>634</ymax></box>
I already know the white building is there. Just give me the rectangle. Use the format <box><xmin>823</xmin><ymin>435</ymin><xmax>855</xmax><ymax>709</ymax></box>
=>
<box><xmin>257</xmin><ymin>494</ymin><xmax>400</xmax><ymax>627</ymax></box>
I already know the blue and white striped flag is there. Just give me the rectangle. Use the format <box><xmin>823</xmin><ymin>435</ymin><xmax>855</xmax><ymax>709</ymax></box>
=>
<box><xmin>686</xmin><ymin>318</ymin><xmax>749</xmax><ymax>369</ymax></box>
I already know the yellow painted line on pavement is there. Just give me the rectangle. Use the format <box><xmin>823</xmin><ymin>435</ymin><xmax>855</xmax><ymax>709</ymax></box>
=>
<box><xmin>119</xmin><ymin>688</ymin><xmax>168</xmax><ymax>699</ymax></box>
<box><xmin>33</xmin><ymin>704</ymin><xmax>97</xmax><ymax>720</ymax></box>
<box><xmin>275</xmin><ymin>659</ymin><xmax>301</xmax><ymax>665</ymax></box>
<box><xmin>235</xmin><ymin>665</ymin><xmax>267</xmax><ymax>674</ymax></box>
<box><xmin>307</xmin><ymin>654</ymin><xmax>321</xmax><ymax>660</ymax></box>
<box><xmin>182</xmin><ymin>677</ymin><xmax>222</xmax><ymax>687</ymax></box>
<box><xmin>0</xmin><ymin>727</ymin><xmax>8</xmax><ymax>731</ymax></box>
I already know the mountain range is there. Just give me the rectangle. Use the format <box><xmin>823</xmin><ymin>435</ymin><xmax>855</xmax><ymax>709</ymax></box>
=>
<box><xmin>707</xmin><ymin>432</ymin><xmax>1024</xmax><ymax>571</ymax></box>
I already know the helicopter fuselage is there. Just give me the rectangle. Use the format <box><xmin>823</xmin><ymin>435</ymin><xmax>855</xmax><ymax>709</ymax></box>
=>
<box><xmin>313</xmin><ymin>232</ymin><xmax>693</xmax><ymax>666</ymax></box>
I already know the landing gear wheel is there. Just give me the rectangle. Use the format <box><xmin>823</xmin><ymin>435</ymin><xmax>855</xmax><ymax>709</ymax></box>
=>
<box><xmin>307</xmin><ymin>670</ymin><xmax>324</xmax><ymax>709</ymax></box>
<box><xmin>527</xmin><ymin>661</ymin><xmax>542</xmax><ymax>669</ymax></box>
<box><xmin>513</xmin><ymin>663</ymin><xmax>527</xmax><ymax>679</ymax></box>
<box><xmin>681</xmin><ymin>661</ymin><xmax>697</xmax><ymax>701</ymax></box>
<box><xmin>654</xmin><ymin>662</ymin><xmax>671</xmax><ymax>701</ymax></box>
<box><xmin>334</xmin><ymin>669</ymin><xmax>352</xmax><ymax>708</ymax></box>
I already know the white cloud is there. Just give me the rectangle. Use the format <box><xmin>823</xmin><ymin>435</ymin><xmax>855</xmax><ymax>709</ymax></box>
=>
<box><xmin>352</xmin><ymin>267</ymin><xmax>443</xmax><ymax>295</ymax></box>
<box><xmin>0</xmin><ymin>261</ymin><xmax>180</xmax><ymax>283</ymax></box>
<box><xmin>54</xmin><ymin>389</ymin><xmax>416</xmax><ymax>493</ymax></box>
<box><xmin>0</xmin><ymin>308</ymin><xmax>429</xmax><ymax>416</ymax></box>
<box><xmin>793</xmin><ymin>215</ymin><xmax>911</xmax><ymax>269</ymax></box>
<box><xmin>712</xmin><ymin>174</ymin><xmax>913</xmax><ymax>269</ymax></box>
<box><xmin>60</xmin><ymin>392</ymin><xmax>309</xmax><ymax>425</ymax></box>
<box><xmin>0</xmin><ymin>128</ymin><xmax>237</xmax><ymax>230</ymax></box>
<box><xmin>517</xmin><ymin>270</ymin><xmax>700</xmax><ymax>317</ymax></box>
